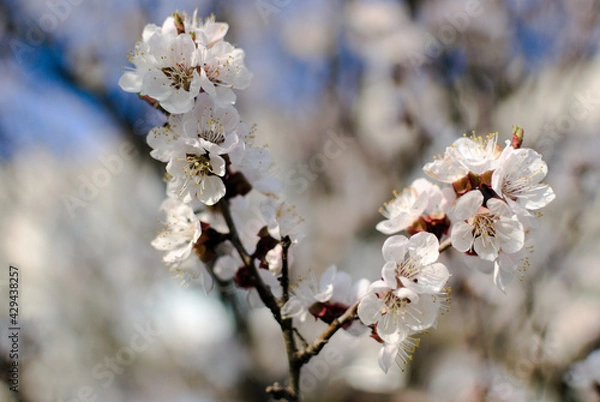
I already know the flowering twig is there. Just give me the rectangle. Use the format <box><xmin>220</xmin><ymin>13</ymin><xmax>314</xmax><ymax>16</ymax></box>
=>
<box><xmin>124</xmin><ymin>11</ymin><xmax>556</xmax><ymax>402</ymax></box>
<box><xmin>295</xmin><ymin>237</ymin><xmax>454</xmax><ymax>365</ymax></box>
<box><xmin>218</xmin><ymin>198</ymin><xmax>301</xmax><ymax>400</ymax></box>
<box><xmin>297</xmin><ymin>301</ymin><xmax>359</xmax><ymax>363</ymax></box>
<box><xmin>218</xmin><ymin>198</ymin><xmax>283</xmax><ymax>323</ymax></box>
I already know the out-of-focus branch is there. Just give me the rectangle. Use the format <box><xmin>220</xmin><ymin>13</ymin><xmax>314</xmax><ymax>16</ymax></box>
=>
<box><xmin>218</xmin><ymin>198</ymin><xmax>301</xmax><ymax>401</ymax></box>
<box><xmin>218</xmin><ymin>198</ymin><xmax>282</xmax><ymax>324</ymax></box>
<box><xmin>296</xmin><ymin>301</ymin><xmax>359</xmax><ymax>364</ymax></box>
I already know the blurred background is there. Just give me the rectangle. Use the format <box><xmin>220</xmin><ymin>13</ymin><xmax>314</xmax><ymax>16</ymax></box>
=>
<box><xmin>1</xmin><ymin>0</ymin><xmax>600</xmax><ymax>401</ymax></box>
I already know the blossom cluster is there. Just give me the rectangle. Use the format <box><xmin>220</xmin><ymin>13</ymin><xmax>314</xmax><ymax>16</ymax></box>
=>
<box><xmin>357</xmin><ymin>128</ymin><xmax>555</xmax><ymax>371</ymax></box>
<box><xmin>424</xmin><ymin>129</ymin><xmax>555</xmax><ymax>291</ymax></box>
<box><xmin>358</xmin><ymin>232</ymin><xmax>450</xmax><ymax>372</ymax></box>
<box><xmin>376</xmin><ymin>129</ymin><xmax>555</xmax><ymax>292</ymax></box>
<box><xmin>120</xmin><ymin>11</ymin><xmax>296</xmax><ymax>290</ymax></box>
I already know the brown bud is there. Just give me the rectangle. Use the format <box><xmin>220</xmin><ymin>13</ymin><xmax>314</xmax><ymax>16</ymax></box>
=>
<box><xmin>452</xmin><ymin>175</ymin><xmax>473</xmax><ymax>196</ymax></box>
<box><xmin>253</xmin><ymin>226</ymin><xmax>280</xmax><ymax>268</ymax></box>
<box><xmin>193</xmin><ymin>222</ymin><xmax>228</xmax><ymax>263</ymax></box>
<box><xmin>224</xmin><ymin>171</ymin><xmax>253</xmax><ymax>198</ymax></box>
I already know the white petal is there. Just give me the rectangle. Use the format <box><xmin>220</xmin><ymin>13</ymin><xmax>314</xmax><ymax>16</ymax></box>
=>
<box><xmin>197</xmin><ymin>176</ymin><xmax>225</xmax><ymax>206</ymax></box>
<box><xmin>214</xmin><ymin>86</ymin><xmax>237</xmax><ymax>106</ymax></box>
<box><xmin>147</xmin><ymin>127</ymin><xmax>179</xmax><ymax>162</ymax></box>
<box><xmin>331</xmin><ymin>271</ymin><xmax>352</xmax><ymax>303</ymax></box>
<box><xmin>423</xmin><ymin>159</ymin><xmax>467</xmax><ymax>183</ymax></box>
<box><xmin>378</xmin><ymin>343</ymin><xmax>398</xmax><ymax>374</ymax></box>
<box><xmin>495</xmin><ymin>218</ymin><xmax>524</xmax><ymax>254</ymax></box>
<box><xmin>281</xmin><ymin>297</ymin><xmax>307</xmax><ymax>320</ymax></box>
<box><xmin>405</xmin><ymin>294</ymin><xmax>439</xmax><ymax>331</ymax></box>
<box><xmin>315</xmin><ymin>266</ymin><xmax>336</xmax><ymax>302</ymax></box>
<box><xmin>404</xmin><ymin>262</ymin><xmax>449</xmax><ymax>294</ymax></box>
<box><xmin>351</xmin><ymin>279</ymin><xmax>370</xmax><ymax>301</ymax></box>
<box><xmin>382</xmin><ymin>235</ymin><xmax>409</xmax><ymax>263</ymax></box>
<box><xmin>473</xmin><ymin>234</ymin><xmax>499</xmax><ymax>261</ymax></box>
<box><xmin>408</xmin><ymin>232</ymin><xmax>439</xmax><ymax>265</ymax></box>
<box><xmin>381</xmin><ymin>261</ymin><xmax>398</xmax><ymax>286</ymax></box>
<box><xmin>209</xmin><ymin>154</ymin><xmax>226</xmax><ymax>177</ymax></box>
<box><xmin>376</xmin><ymin>215</ymin><xmax>413</xmax><ymax>235</ymax></box>
<box><xmin>492</xmin><ymin>261</ymin><xmax>507</xmax><ymax>294</ymax></box>
<box><xmin>357</xmin><ymin>293</ymin><xmax>383</xmax><ymax>325</ymax></box>
<box><xmin>199</xmin><ymin>68</ymin><xmax>217</xmax><ymax>97</ymax></box>
<box><xmin>451</xmin><ymin>190</ymin><xmax>483</xmax><ymax>221</ymax></box>
<box><xmin>162</xmin><ymin>89</ymin><xmax>195</xmax><ymax>114</ymax></box>
<box><xmin>260</xmin><ymin>269</ymin><xmax>282</xmax><ymax>299</ymax></box>
<box><xmin>519</xmin><ymin>184</ymin><xmax>556</xmax><ymax>210</ymax></box>
<box><xmin>141</xmin><ymin>70</ymin><xmax>172</xmax><ymax>101</ymax></box>
<box><xmin>118</xmin><ymin>71</ymin><xmax>143</xmax><ymax>92</ymax></box>
<box><xmin>451</xmin><ymin>221</ymin><xmax>475</xmax><ymax>252</ymax></box>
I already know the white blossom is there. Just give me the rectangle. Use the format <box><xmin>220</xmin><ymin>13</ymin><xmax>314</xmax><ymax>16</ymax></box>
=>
<box><xmin>459</xmin><ymin>245</ymin><xmax>532</xmax><ymax>293</ymax></box>
<box><xmin>151</xmin><ymin>199</ymin><xmax>213</xmax><ymax>291</ymax></box>
<box><xmin>260</xmin><ymin>197</ymin><xmax>304</xmax><ymax>241</ymax></box>
<box><xmin>450</xmin><ymin>190</ymin><xmax>525</xmax><ymax>262</ymax></box>
<box><xmin>357</xmin><ymin>280</ymin><xmax>441</xmax><ymax>343</ymax></box>
<box><xmin>119</xmin><ymin>12</ymin><xmax>250</xmax><ymax>112</ymax></box>
<box><xmin>119</xmin><ymin>25</ymin><xmax>202</xmax><ymax>114</ymax></box>
<box><xmin>378</xmin><ymin>336</ymin><xmax>421</xmax><ymax>373</ymax></box>
<box><xmin>424</xmin><ymin>133</ymin><xmax>503</xmax><ymax>183</ymax></box>
<box><xmin>381</xmin><ymin>232</ymin><xmax>449</xmax><ymax>295</ymax></box>
<box><xmin>197</xmin><ymin>41</ymin><xmax>253</xmax><ymax>106</ymax></box>
<box><xmin>166</xmin><ymin>142</ymin><xmax>226</xmax><ymax>205</ymax></box>
<box><xmin>147</xmin><ymin>93</ymin><xmax>242</xmax><ymax>162</ymax></box>
<box><xmin>281</xmin><ymin>265</ymin><xmax>338</xmax><ymax>322</ymax></box>
<box><xmin>160</xmin><ymin>95</ymin><xmax>245</xmax><ymax>205</ymax></box>
<box><xmin>229</xmin><ymin>129</ymin><xmax>282</xmax><ymax>195</ymax></box>
<box><xmin>165</xmin><ymin>11</ymin><xmax>229</xmax><ymax>48</ymax></box>
<box><xmin>151</xmin><ymin>198</ymin><xmax>201</xmax><ymax>265</ymax></box>
<box><xmin>376</xmin><ymin>178</ymin><xmax>453</xmax><ymax>235</ymax></box>
<box><xmin>492</xmin><ymin>147</ymin><xmax>555</xmax><ymax>211</ymax></box>
<box><xmin>282</xmin><ymin>266</ymin><xmax>368</xmax><ymax>327</ymax></box>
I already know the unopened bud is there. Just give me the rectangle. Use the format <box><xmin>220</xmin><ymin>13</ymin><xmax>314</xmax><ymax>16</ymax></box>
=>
<box><xmin>173</xmin><ymin>12</ymin><xmax>186</xmax><ymax>35</ymax></box>
<box><xmin>511</xmin><ymin>125</ymin><xmax>524</xmax><ymax>149</ymax></box>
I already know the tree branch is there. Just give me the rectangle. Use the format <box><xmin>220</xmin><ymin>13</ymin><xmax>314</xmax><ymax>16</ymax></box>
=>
<box><xmin>439</xmin><ymin>238</ymin><xmax>452</xmax><ymax>253</ymax></box>
<box><xmin>218</xmin><ymin>199</ymin><xmax>282</xmax><ymax>323</ymax></box>
<box><xmin>281</xmin><ymin>235</ymin><xmax>292</xmax><ymax>303</ymax></box>
<box><xmin>218</xmin><ymin>199</ymin><xmax>300</xmax><ymax>401</ymax></box>
<box><xmin>296</xmin><ymin>301</ymin><xmax>359</xmax><ymax>364</ymax></box>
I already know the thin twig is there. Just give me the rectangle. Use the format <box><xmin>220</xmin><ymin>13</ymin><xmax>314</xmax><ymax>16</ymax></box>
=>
<box><xmin>439</xmin><ymin>238</ymin><xmax>452</xmax><ymax>253</ymax></box>
<box><xmin>279</xmin><ymin>235</ymin><xmax>300</xmax><ymax>401</ymax></box>
<box><xmin>218</xmin><ymin>199</ymin><xmax>300</xmax><ymax>400</ymax></box>
<box><xmin>293</xmin><ymin>328</ymin><xmax>309</xmax><ymax>349</ymax></box>
<box><xmin>218</xmin><ymin>199</ymin><xmax>283</xmax><ymax>324</ymax></box>
<box><xmin>295</xmin><ymin>237</ymin><xmax>453</xmax><ymax>367</ymax></box>
<box><xmin>297</xmin><ymin>301</ymin><xmax>359</xmax><ymax>364</ymax></box>
<box><xmin>281</xmin><ymin>235</ymin><xmax>292</xmax><ymax>303</ymax></box>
